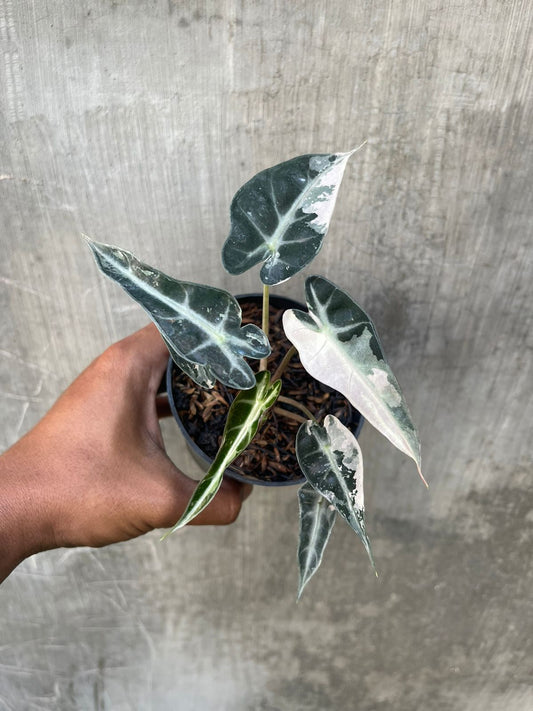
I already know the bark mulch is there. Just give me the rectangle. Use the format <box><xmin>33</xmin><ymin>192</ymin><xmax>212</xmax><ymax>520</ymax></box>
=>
<box><xmin>171</xmin><ymin>300</ymin><xmax>362</xmax><ymax>484</ymax></box>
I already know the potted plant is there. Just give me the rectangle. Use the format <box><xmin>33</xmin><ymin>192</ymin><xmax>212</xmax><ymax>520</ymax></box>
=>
<box><xmin>85</xmin><ymin>148</ymin><xmax>425</xmax><ymax>598</ymax></box>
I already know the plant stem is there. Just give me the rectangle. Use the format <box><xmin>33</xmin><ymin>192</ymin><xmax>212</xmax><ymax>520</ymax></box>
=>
<box><xmin>271</xmin><ymin>346</ymin><xmax>297</xmax><ymax>382</ymax></box>
<box><xmin>259</xmin><ymin>284</ymin><xmax>270</xmax><ymax>371</ymax></box>
<box><xmin>277</xmin><ymin>395</ymin><xmax>317</xmax><ymax>423</ymax></box>
<box><xmin>273</xmin><ymin>407</ymin><xmax>308</xmax><ymax>425</ymax></box>
<box><xmin>261</xmin><ymin>284</ymin><xmax>270</xmax><ymax>336</ymax></box>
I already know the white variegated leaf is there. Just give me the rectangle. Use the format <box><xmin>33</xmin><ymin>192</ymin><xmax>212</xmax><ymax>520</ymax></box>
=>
<box><xmin>297</xmin><ymin>482</ymin><xmax>336</xmax><ymax>600</ymax></box>
<box><xmin>284</xmin><ymin>276</ymin><xmax>425</xmax><ymax>484</ymax></box>
<box><xmin>162</xmin><ymin>371</ymin><xmax>282</xmax><ymax>535</ymax></box>
<box><xmin>86</xmin><ymin>238</ymin><xmax>270</xmax><ymax>390</ymax></box>
<box><xmin>296</xmin><ymin>415</ymin><xmax>375</xmax><ymax>571</ymax></box>
<box><xmin>222</xmin><ymin>149</ymin><xmax>359</xmax><ymax>286</ymax></box>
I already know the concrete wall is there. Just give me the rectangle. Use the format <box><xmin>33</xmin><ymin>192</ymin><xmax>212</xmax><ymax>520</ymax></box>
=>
<box><xmin>1</xmin><ymin>1</ymin><xmax>531</xmax><ymax>709</ymax></box>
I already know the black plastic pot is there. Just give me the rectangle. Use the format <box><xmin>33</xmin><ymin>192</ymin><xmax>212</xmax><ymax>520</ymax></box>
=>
<box><xmin>165</xmin><ymin>293</ymin><xmax>364</xmax><ymax>487</ymax></box>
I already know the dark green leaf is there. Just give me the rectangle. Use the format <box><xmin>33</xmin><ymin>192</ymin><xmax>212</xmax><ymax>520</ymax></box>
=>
<box><xmin>222</xmin><ymin>150</ymin><xmax>357</xmax><ymax>285</ymax></box>
<box><xmin>162</xmin><ymin>371</ymin><xmax>282</xmax><ymax>534</ymax></box>
<box><xmin>297</xmin><ymin>482</ymin><xmax>336</xmax><ymax>600</ymax></box>
<box><xmin>85</xmin><ymin>237</ymin><xmax>270</xmax><ymax>390</ymax></box>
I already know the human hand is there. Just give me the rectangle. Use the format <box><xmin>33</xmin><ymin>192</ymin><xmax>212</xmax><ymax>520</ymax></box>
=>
<box><xmin>0</xmin><ymin>324</ymin><xmax>251</xmax><ymax>581</ymax></box>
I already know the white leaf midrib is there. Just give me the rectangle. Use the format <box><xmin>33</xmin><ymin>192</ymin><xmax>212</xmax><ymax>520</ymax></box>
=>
<box><xmin>108</xmin><ymin>253</ymin><xmax>247</xmax><ymax>361</ymax></box>
<box><xmin>268</xmin><ymin>154</ymin><xmax>347</xmax><ymax>255</ymax></box>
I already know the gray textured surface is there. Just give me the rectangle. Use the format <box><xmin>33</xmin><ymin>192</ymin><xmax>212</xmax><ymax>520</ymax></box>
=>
<box><xmin>1</xmin><ymin>1</ymin><xmax>532</xmax><ymax>709</ymax></box>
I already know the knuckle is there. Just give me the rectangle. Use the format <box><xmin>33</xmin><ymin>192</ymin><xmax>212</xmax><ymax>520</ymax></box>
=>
<box><xmin>95</xmin><ymin>340</ymin><xmax>135</xmax><ymax>378</ymax></box>
<box><xmin>222</xmin><ymin>492</ymin><xmax>242</xmax><ymax>525</ymax></box>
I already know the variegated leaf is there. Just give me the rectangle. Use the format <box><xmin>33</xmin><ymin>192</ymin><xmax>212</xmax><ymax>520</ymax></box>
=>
<box><xmin>297</xmin><ymin>482</ymin><xmax>336</xmax><ymax>600</ymax></box>
<box><xmin>222</xmin><ymin>149</ymin><xmax>358</xmax><ymax>286</ymax></box>
<box><xmin>85</xmin><ymin>238</ymin><xmax>270</xmax><ymax>390</ymax></box>
<box><xmin>160</xmin><ymin>331</ymin><xmax>215</xmax><ymax>389</ymax></box>
<box><xmin>284</xmin><ymin>275</ymin><xmax>425</xmax><ymax>484</ymax></box>
<box><xmin>162</xmin><ymin>371</ymin><xmax>282</xmax><ymax>535</ymax></box>
<box><xmin>296</xmin><ymin>415</ymin><xmax>375</xmax><ymax>570</ymax></box>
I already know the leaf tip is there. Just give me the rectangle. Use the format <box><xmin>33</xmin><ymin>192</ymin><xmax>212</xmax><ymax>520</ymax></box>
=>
<box><xmin>82</xmin><ymin>233</ymin><xmax>98</xmax><ymax>254</ymax></box>
<box><xmin>368</xmin><ymin>550</ymin><xmax>378</xmax><ymax>576</ymax></box>
<box><xmin>160</xmin><ymin>520</ymin><xmax>185</xmax><ymax>541</ymax></box>
<box><xmin>345</xmin><ymin>140</ymin><xmax>368</xmax><ymax>158</ymax></box>
<box><xmin>296</xmin><ymin>580</ymin><xmax>307</xmax><ymax>602</ymax></box>
<box><xmin>417</xmin><ymin>463</ymin><xmax>429</xmax><ymax>489</ymax></box>
<box><xmin>82</xmin><ymin>234</ymin><xmax>109</xmax><ymax>264</ymax></box>
<box><xmin>362</xmin><ymin>536</ymin><xmax>378</xmax><ymax>575</ymax></box>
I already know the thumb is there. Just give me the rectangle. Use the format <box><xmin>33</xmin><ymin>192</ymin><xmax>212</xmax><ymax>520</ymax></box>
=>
<box><xmin>142</xmin><ymin>451</ymin><xmax>251</xmax><ymax>530</ymax></box>
<box><xmin>189</xmin><ymin>476</ymin><xmax>250</xmax><ymax>527</ymax></box>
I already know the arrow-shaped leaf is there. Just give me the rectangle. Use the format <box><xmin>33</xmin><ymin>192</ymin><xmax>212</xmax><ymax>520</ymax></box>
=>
<box><xmin>297</xmin><ymin>482</ymin><xmax>336</xmax><ymax>600</ymax></box>
<box><xmin>222</xmin><ymin>149</ymin><xmax>358</xmax><ymax>286</ymax></box>
<box><xmin>85</xmin><ymin>238</ymin><xmax>270</xmax><ymax>390</ymax></box>
<box><xmin>284</xmin><ymin>275</ymin><xmax>425</xmax><ymax>483</ymax></box>
<box><xmin>296</xmin><ymin>415</ymin><xmax>375</xmax><ymax>570</ymax></box>
<box><xmin>162</xmin><ymin>371</ymin><xmax>282</xmax><ymax>535</ymax></box>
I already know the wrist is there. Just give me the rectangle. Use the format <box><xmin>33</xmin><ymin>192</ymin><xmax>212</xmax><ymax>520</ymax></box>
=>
<box><xmin>0</xmin><ymin>434</ymin><xmax>59</xmax><ymax>580</ymax></box>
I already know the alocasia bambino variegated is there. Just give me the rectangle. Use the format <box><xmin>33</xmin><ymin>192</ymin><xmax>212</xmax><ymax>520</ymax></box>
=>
<box><xmin>86</xmin><ymin>147</ymin><xmax>424</xmax><ymax>598</ymax></box>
